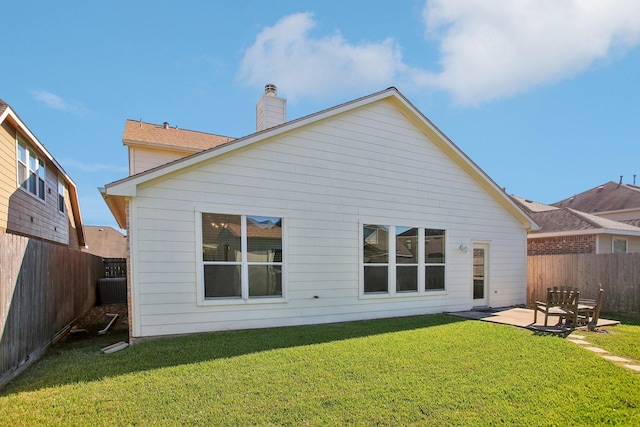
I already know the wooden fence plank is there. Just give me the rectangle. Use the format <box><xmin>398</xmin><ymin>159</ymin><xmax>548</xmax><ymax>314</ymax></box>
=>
<box><xmin>0</xmin><ymin>233</ymin><xmax>104</xmax><ymax>387</ymax></box>
<box><xmin>527</xmin><ymin>253</ymin><xmax>640</xmax><ymax>316</ymax></box>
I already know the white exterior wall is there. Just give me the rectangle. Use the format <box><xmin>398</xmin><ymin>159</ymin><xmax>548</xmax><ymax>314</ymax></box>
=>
<box><xmin>128</xmin><ymin>99</ymin><xmax>528</xmax><ymax>338</ymax></box>
<box><xmin>256</xmin><ymin>95</ymin><xmax>286</xmax><ymax>131</ymax></box>
<box><xmin>129</xmin><ymin>146</ymin><xmax>192</xmax><ymax>175</ymax></box>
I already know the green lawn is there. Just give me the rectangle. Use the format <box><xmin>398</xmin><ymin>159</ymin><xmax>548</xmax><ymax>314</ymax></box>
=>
<box><xmin>1</xmin><ymin>314</ymin><xmax>639</xmax><ymax>426</ymax></box>
<box><xmin>578</xmin><ymin>314</ymin><xmax>640</xmax><ymax>362</ymax></box>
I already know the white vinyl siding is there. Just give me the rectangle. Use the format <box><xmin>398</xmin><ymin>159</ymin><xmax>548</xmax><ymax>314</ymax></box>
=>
<box><xmin>128</xmin><ymin>99</ymin><xmax>528</xmax><ymax>337</ymax></box>
<box><xmin>129</xmin><ymin>146</ymin><xmax>194</xmax><ymax>175</ymax></box>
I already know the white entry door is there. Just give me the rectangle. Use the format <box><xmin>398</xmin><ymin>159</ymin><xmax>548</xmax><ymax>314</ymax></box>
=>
<box><xmin>472</xmin><ymin>243</ymin><xmax>489</xmax><ymax>307</ymax></box>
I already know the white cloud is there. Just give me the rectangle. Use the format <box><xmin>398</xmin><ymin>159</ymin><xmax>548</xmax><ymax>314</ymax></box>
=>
<box><xmin>238</xmin><ymin>3</ymin><xmax>640</xmax><ymax>106</ymax></box>
<box><xmin>422</xmin><ymin>0</ymin><xmax>640</xmax><ymax>105</ymax></box>
<box><xmin>237</xmin><ymin>12</ymin><xmax>422</xmax><ymax>101</ymax></box>
<box><xmin>32</xmin><ymin>89</ymin><xmax>89</xmax><ymax>115</ymax></box>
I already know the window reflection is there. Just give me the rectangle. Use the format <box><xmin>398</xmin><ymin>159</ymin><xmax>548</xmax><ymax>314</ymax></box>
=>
<box><xmin>202</xmin><ymin>213</ymin><xmax>283</xmax><ymax>299</ymax></box>
<box><xmin>396</xmin><ymin>227</ymin><xmax>418</xmax><ymax>292</ymax></box>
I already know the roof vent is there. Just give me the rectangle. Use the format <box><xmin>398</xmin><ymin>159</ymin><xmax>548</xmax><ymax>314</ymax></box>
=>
<box><xmin>256</xmin><ymin>84</ymin><xmax>286</xmax><ymax>131</ymax></box>
<box><xmin>163</xmin><ymin>122</ymin><xmax>169</xmax><ymax>129</ymax></box>
<box><xmin>265</xmin><ymin>84</ymin><xmax>277</xmax><ymax>96</ymax></box>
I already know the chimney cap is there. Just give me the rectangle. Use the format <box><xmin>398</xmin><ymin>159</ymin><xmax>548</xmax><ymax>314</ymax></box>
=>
<box><xmin>163</xmin><ymin>121</ymin><xmax>169</xmax><ymax>129</ymax></box>
<box><xmin>265</xmin><ymin>84</ymin><xmax>277</xmax><ymax>96</ymax></box>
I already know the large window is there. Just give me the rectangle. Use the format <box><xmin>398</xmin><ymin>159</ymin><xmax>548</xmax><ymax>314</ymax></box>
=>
<box><xmin>202</xmin><ymin>213</ymin><xmax>283</xmax><ymax>300</ymax></box>
<box><xmin>363</xmin><ymin>225</ymin><xmax>445</xmax><ymax>294</ymax></box>
<box><xmin>17</xmin><ymin>137</ymin><xmax>45</xmax><ymax>200</ymax></box>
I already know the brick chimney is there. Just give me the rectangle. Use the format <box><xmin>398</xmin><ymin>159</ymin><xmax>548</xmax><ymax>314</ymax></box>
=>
<box><xmin>256</xmin><ymin>84</ymin><xmax>286</xmax><ymax>131</ymax></box>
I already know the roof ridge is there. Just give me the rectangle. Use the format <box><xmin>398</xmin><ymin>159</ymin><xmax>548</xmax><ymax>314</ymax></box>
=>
<box><xmin>566</xmin><ymin>208</ymin><xmax>605</xmax><ymax>229</ymax></box>
<box><xmin>568</xmin><ymin>208</ymin><xmax>640</xmax><ymax>231</ymax></box>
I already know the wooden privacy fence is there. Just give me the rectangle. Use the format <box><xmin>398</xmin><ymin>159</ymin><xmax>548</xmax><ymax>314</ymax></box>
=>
<box><xmin>0</xmin><ymin>233</ymin><xmax>104</xmax><ymax>387</ymax></box>
<box><xmin>528</xmin><ymin>253</ymin><xmax>640</xmax><ymax>316</ymax></box>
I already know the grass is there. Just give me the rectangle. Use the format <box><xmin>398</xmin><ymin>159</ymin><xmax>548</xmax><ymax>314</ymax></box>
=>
<box><xmin>1</xmin><ymin>314</ymin><xmax>640</xmax><ymax>426</ymax></box>
<box><xmin>577</xmin><ymin>313</ymin><xmax>640</xmax><ymax>361</ymax></box>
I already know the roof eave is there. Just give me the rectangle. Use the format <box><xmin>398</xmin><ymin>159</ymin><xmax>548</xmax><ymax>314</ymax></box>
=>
<box><xmin>105</xmin><ymin>87</ymin><xmax>538</xmax><ymax>232</ymax></box>
<box><xmin>386</xmin><ymin>92</ymin><xmax>539</xmax><ymax>232</ymax></box>
<box><xmin>69</xmin><ymin>184</ymin><xmax>86</xmax><ymax>246</ymax></box>
<box><xmin>529</xmin><ymin>228</ymin><xmax>640</xmax><ymax>238</ymax></box>
<box><xmin>100</xmin><ymin>187</ymin><xmax>127</xmax><ymax>229</ymax></box>
<box><xmin>123</xmin><ymin>138</ymin><xmax>203</xmax><ymax>153</ymax></box>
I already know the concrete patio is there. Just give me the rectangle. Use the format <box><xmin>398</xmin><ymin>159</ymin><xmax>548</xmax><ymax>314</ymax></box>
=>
<box><xmin>451</xmin><ymin>306</ymin><xmax>620</xmax><ymax>333</ymax></box>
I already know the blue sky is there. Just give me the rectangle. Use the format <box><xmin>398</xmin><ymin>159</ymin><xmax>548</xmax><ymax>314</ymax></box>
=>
<box><xmin>4</xmin><ymin>1</ymin><xmax>640</xmax><ymax>230</ymax></box>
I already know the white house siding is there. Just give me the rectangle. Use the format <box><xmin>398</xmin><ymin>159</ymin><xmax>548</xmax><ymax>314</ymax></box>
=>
<box><xmin>128</xmin><ymin>99</ymin><xmax>527</xmax><ymax>338</ymax></box>
<box><xmin>129</xmin><ymin>146</ymin><xmax>192</xmax><ymax>175</ymax></box>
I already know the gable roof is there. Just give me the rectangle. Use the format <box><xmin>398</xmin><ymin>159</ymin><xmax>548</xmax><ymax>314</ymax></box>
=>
<box><xmin>1</xmin><ymin>99</ymin><xmax>86</xmax><ymax>246</ymax></box>
<box><xmin>512</xmin><ymin>196</ymin><xmax>640</xmax><ymax>237</ymax></box>
<box><xmin>103</xmin><ymin>87</ymin><xmax>537</xmax><ymax>232</ymax></box>
<box><xmin>552</xmin><ymin>181</ymin><xmax>640</xmax><ymax>214</ymax></box>
<box><xmin>123</xmin><ymin>120</ymin><xmax>234</xmax><ymax>152</ymax></box>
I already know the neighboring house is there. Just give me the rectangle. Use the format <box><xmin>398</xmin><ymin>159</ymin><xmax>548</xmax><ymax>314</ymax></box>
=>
<box><xmin>0</xmin><ymin>99</ymin><xmax>85</xmax><ymax>248</ymax></box>
<box><xmin>101</xmin><ymin>86</ymin><xmax>537</xmax><ymax>340</ymax></box>
<box><xmin>553</xmin><ymin>180</ymin><xmax>640</xmax><ymax>226</ymax></box>
<box><xmin>83</xmin><ymin>225</ymin><xmax>127</xmax><ymax>258</ymax></box>
<box><xmin>512</xmin><ymin>196</ymin><xmax>640</xmax><ymax>255</ymax></box>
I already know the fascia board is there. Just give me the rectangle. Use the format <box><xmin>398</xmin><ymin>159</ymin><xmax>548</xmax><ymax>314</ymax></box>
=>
<box><xmin>100</xmin><ymin>187</ymin><xmax>127</xmax><ymax>229</ymax></box>
<box><xmin>3</xmin><ymin>107</ymin><xmax>75</xmax><ymax>186</ymax></box>
<box><xmin>123</xmin><ymin>138</ymin><xmax>202</xmax><ymax>153</ymax></box>
<box><xmin>0</xmin><ymin>108</ymin><xmax>9</xmax><ymax>123</ymax></box>
<box><xmin>105</xmin><ymin>179</ymin><xmax>138</xmax><ymax>197</ymax></box>
<box><xmin>387</xmin><ymin>94</ymin><xmax>539</xmax><ymax>232</ymax></box>
<box><xmin>104</xmin><ymin>89</ymin><xmax>399</xmax><ymax>194</ymax></box>
<box><xmin>529</xmin><ymin>229</ymin><xmax>640</xmax><ymax>239</ymax></box>
<box><xmin>103</xmin><ymin>87</ymin><xmax>538</xmax><ymax>232</ymax></box>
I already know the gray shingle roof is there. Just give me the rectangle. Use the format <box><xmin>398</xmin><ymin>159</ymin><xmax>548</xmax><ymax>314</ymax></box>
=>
<box><xmin>511</xmin><ymin>195</ymin><xmax>640</xmax><ymax>234</ymax></box>
<box><xmin>553</xmin><ymin>181</ymin><xmax>640</xmax><ymax>213</ymax></box>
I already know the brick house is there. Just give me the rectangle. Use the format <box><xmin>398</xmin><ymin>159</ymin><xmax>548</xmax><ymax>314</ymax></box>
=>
<box><xmin>512</xmin><ymin>196</ymin><xmax>640</xmax><ymax>255</ymax></box>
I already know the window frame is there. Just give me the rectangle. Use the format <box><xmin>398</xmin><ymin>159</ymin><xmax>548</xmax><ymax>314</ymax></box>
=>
<box><xmin>57</xmin><ymin>178</ymin><xmax>65</xmax><ymax>214</ymax></box>
<box><xmin>612</xmin><ymin>237</ymin><xmax>628</xmax><ymax>254</ymax></box>
<box><xmin>196</xmin><ymin>210</ymin><xmax>286</xmax><ymax>305</ymax></box>
<box><xmin>361</xmin><ymin>223</ymin><xmax>446</xmax><ymax>298</ymax></box>
<box><xmin>16</xmin><ymin>136</ymin><xmax>46</xmax><ymax>202</ymax></box>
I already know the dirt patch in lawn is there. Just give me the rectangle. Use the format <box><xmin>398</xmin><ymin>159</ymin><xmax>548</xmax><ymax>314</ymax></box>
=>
<box><xmin>60</xmin><ymin>303</ymin><xmax>129</xmax><ymax>344</ymax></box>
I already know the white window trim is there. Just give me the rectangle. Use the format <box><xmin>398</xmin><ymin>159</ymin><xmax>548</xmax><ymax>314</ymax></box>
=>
<box><xmin>360</xmin><ymin>223</ymin><xmax>447</xmax><ymax>299</ymax></box>
<box><xmin>16</xmin><ymin>136</ymin><xmax>46</xmax><ymax>203</ymax></box>
<box><xmin>195</xmin><ymin>210</ymin><xmax>287</xmax><ymax>306</ymax></box>
<box><xmin>57</xmin><ymin>177</ymin><xmax>65</xmax><ymax>214</ymax></box>
<box><xmin>612</xmin><ymin>237</ymin><xmax>628</xmax><ymax>254</ymax></box>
